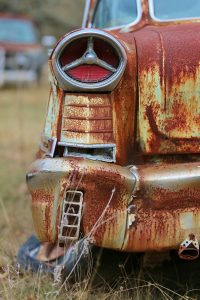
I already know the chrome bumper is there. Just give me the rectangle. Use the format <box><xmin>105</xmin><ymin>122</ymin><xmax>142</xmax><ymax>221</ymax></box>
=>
<box><xmin>27</xmin><ymin>158</ymin><xmax>200</xmax><ymax>252</ymax></box>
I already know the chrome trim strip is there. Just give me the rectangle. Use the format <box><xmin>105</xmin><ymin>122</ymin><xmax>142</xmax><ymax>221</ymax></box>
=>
<box><xmin>82</xmin><ymin>0</ymin><xmax>91</xmax><ymax>28</ymax></box>
<box><xmin>58</xmin><ymin>142</ymin><xmax>116</xmax><ymax>163</ymax></box>
<box><xmin>51</xmin><ymin>29</ymin><xmax>127</xmax><ymax>92</ymax></box>
<box><xmin>58</xmin><ymin>142</ymin><xmax>116</xmax><ymax>148</ymax></box>
<box><xmin>91</xmin><ymin>0</ymin><xmax>142</xmax><ymax>31</ymax></box>
<box><xmin>149</xmin><ymin>0</ymin><xmax>200</xmax><ymax>22</ymax></box>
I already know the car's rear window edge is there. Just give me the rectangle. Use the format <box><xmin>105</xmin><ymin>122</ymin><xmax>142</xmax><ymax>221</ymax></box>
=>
<box><xmin>91</xmin><ymin>0</ymin><xmax>142</xmax><ymax>30</ymax></box>
<box><xmin>149</xmin><ymin>0</ymin><xmax>200</xmax><ymax>23</ymax></box>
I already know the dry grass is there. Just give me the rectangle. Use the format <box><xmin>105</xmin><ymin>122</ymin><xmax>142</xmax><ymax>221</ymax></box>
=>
<box><xmin>0</xmin><ymin>83</ymin><xmax>199</xmax><ymax>299</ymax></box>
<box><xmin>0</xmin><ymin>84</ymin><xmax>46</xmax><ymax>252</ymax></box>
<box><xmin>0</xmin><ymin>83</ymin><xmax>58</xmax><ymax>299</ymax></box>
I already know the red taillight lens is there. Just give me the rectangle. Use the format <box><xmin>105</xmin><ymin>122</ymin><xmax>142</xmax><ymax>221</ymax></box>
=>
<box><xmin>67</xmin><ymin>65</ymin><xmax>112</xmax><ymax>83</ymax></box>
<box><xmin>59</xmin><ymin>37</ymin><xmax>119</xmax><ymax>83</ymax></box>
<box><xmin>52</xmin><ymin>29</ymin><xmax>127</xmax><ymax>91</ymax></box>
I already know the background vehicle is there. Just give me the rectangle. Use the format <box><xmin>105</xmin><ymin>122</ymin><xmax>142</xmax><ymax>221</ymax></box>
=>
<box><xmin>0</xmin><ymin>14</ymin><xmax>45</xmax><ymax>86</ymax></box>
<box><xmin>20</xmin><ymin>0</ymin><xmax>200</xmax><ymax>274</ymax></box>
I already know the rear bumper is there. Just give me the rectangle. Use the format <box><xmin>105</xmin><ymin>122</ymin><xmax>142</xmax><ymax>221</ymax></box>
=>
<box><xmin>0</xmin><ymin>70</ymin><xmax>37</xmax><ymax>85</ymax></box>
<box><xmin>26</xmin><ymin>158</ymin><xmax>200</xmax><ymax>252</ymax></box>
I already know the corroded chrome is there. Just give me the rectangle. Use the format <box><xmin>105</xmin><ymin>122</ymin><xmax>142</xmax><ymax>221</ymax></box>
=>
<box><xmin>61</xmin><ymin>142</ymin><xmax>116</xmax><ymax>163</ymax></box>
<box><xmin>40</xmin><ymin>136</ymin><xmax>57</xmax><ymax>158</ymax></box>
<box><xmin>28</xmin><ymin>0</ymin><xmax>200</xmax><ymax>259</ymax></box>
<box><xmin>51</xmin><ymin>29</ymin><xmax>127</xmax><ymax>92</ymax></box>
<box><xmin>58</xmin><ymin>190</ymin><xmax>83</xmax><ymax>243</ymax></box>
<box><xmin>27</xmin><ymin>158</ymin><xmax>200</xmax><ymax>252</ymax></box>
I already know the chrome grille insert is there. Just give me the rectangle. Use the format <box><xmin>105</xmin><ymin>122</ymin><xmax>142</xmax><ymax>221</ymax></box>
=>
<box><xmin>58</xmin><ymin>191</ymin><xmax>83</xmax><ymax>243</ymax></box>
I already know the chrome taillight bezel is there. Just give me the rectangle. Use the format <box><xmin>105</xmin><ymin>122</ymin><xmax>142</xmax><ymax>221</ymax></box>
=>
<box><xmin>51</xmin><ymin>29</ymin><xmax>127</xmax><ymax>92</ymax></box>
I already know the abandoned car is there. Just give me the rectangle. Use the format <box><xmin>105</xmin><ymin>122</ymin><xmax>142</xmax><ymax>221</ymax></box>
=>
<box><xmin>0</xmin><ymin>14</ymin><xmax>45</xmax><ymax>86</ymax></box>
<box><xmin>18</xmin><ymin>0</ymin><xmax>200</xmax><ymax>271</ymax></box>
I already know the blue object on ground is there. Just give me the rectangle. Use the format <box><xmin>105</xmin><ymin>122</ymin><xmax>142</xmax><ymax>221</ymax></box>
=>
<box><xmin>17</xmin><ymin>235</ymin><xmax>93</xmax><ymax>278</ymax></box>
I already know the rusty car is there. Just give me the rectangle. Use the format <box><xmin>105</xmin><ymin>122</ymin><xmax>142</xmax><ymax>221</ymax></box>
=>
<box><xmin>0</xmin><ymin>14</ymin><xmax>45</xmax><ymax>86</ymax></box>
<box><xmin>18</xmin><ymin>0</ymin><xmax>200</xmax><ymax>275</ymax></box>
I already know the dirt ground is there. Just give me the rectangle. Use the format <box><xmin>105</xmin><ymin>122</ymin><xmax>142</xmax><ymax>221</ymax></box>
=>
<box><xmin>0</xmin><ymin>83</ymin><xmax>200</xmax><ymax>299</ymax></box>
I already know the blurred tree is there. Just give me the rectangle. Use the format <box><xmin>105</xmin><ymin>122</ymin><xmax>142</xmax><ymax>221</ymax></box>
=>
<box><xmin>0</xmin><ymin>0</ymin><xmax>85</xmax><ymax>37</ymax></box>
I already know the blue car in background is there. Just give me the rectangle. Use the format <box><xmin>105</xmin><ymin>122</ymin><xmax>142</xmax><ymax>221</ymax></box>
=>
<box><xmin>0</xmin><ymin>14</ymin><xmax>46</xmax><ymax>86</ymax></box>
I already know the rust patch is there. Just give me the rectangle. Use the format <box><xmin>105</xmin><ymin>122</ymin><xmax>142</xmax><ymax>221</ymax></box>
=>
<box><xmin>146</xmin><ymin>105</ymin><xmax>200</xmax><ymax>144</ymax></box>
<box><xmin>61</xmin><ymin>94</ymin><xmax>114</xmax><ymax>144</ymax></box>
<box><xmin>123</xmin><ymin>207</ymin><xmax>200</xmax><ymax>252</ymax></box>
<box><xmin>29</xmin><ymin>3</ymin><xmax>200</xmax><ymax>253</ymax></box>
<box><xmin>28</xmin><ymin>158</ymin><xmax>135</xmax><ymax>247</ymax></box>
<box><xmin>135</xmin><ymin>23</ymin><xmax>200</xmax><ymax>154</ymax></box>
<box><xmin>136</xmin><ymin>162</ymin><xmax>200</xmax><ymax>210</ymax></box>
<box><xmin>32</xmin><ymin>190</ymin><xmax>54</xmax><ymax>203</ymax></box>
<box><xmin>111</xmin><ymin>32</ymin><xmax>137</xmax><ymax>165</ymax></box>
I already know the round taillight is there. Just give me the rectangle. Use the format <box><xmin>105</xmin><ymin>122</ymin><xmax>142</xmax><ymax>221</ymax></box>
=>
<box><xmin>51</xmin><ymin>29</ymin><xmax>127</xmax><ymax>91</ymax></box>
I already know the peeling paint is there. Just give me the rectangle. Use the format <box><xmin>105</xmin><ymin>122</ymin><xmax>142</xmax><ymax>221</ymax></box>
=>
<box><xmin>28</xmin><ymin>0</ymin><xmax>200</xmax><ymax>254</ymax></box>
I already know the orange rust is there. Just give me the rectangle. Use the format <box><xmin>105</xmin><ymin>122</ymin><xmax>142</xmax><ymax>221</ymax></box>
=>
<box><xmin>135</xmin><ymin>162</ymin><xmax>200</xmax><ymax>210</ymax></box>
<box><xmin>56</xmin><ymin>89</ymin><xmax>64</xmax><ymax>141</ymax></box>
<box><xmin>135</xmin><ymin>23</ymin><xmax>200</xmax><ymax>154</ymax></box>
<box><xmin>123</xmin><ymin>206</ymin><xmax>200</xmax><ymax>252</ymax></box>
<box><xmin>111</xmin><ymin>32</ymin><xmax>137</xmax><ymax>165</ymax></box>
<box><xmin>28</xmin><ymin>157</ymin><xmax>200</xmax><ymax>251</ymax></box>
<box><xmin>28</xmin><ymin>158</ymin><xmax>135</xmax><ymax>247</ymax></box>
<box><xmin>28</xmin><ymin>1</ymin><xmax>200</xmax><ymax>254</ymax></box>
<box><xmin>61</xmin><ymin>94</ymin><xmax>114</xmax><ymax>144</ymax></box>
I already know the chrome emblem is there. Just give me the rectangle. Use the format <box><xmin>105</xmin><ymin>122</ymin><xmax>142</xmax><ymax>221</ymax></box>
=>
<box><xmin>62</xmin><ymin>37</ymin><xmax>117</xmax><ymax>73</ymax></box>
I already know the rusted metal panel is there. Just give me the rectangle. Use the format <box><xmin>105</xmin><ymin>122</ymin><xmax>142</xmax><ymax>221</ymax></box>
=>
<box><xmin>61</xmin><ymin>94</ymin><xmax>114</xmax><ymax>144</ymax></box>
<box><xmin>27</xmin><ymin>158</ymin><xmax>200</xmax><ymax>252</ymax></box>
<box><xmin>28</xmin><ymin>0</ymin><xmax>200</xmax><ymax>257</ymax></box>
<box><xmin>29</xmin><ymin>172</ymin><xmax>62</xmax><ymax>242</ymax></box>
<box><xmin>43</xmin><ymin>63</ymin><xmax>64</xmax><ymax>140</ymax></box>
<box><xmin>111</xmin><ymin>32</ymin><xmax>137</xmax><ymax>165</ymax></box>
<box><xmin>122</xmin><ymin>162</ymin><xmax>200</xmax><ymax>252</ymax></box>
<box><xmin>134</xmin><ymin>23</ymin><xmax>200</xmax><ymax>154</ymax></box>
<box><xmin>123</xmin><ymin>207</ymin><xmax>200</xmax><ymax>252</ymax></box>
<box><xmin>27</xmin><ymin>158</ymin><xmax>136</xmax><ymax>249</ymax></box>
<box><xmin>135</xmin><ymin>162</ymin><xmax>200</xmax><ymax>210</ymax></box>
<box><xmin>44</xmin><ymin>31</ymin><xmax>138</xmax><ymax>166</ymax></box>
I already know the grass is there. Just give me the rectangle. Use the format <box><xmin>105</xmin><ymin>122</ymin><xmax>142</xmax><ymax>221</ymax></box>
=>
<box><xmin>0</xmin><ymin>83</ymin><xmax>57</xmax><ymax>299</ymax></box>
<box><xmin>0</xmin><ymin>83</ymin><xmax>200</xmax><ymax>299</ymax></box>
<box><xmin>0</xmin><ymin>85</ymin><xmax>45</xmax><ymax>248</ymax></box>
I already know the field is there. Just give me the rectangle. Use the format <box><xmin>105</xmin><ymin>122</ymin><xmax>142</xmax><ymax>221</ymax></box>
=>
<box><xmin>0</xmin><ymin>83</ymin><xmax>200</xmax><ymax>300</ymax></box>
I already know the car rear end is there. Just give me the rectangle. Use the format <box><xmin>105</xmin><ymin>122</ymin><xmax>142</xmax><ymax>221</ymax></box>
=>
<box><xmin>27</xmin><ymin>0</ymin><xmax>200</xmax><ymax>261</ymax></box>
